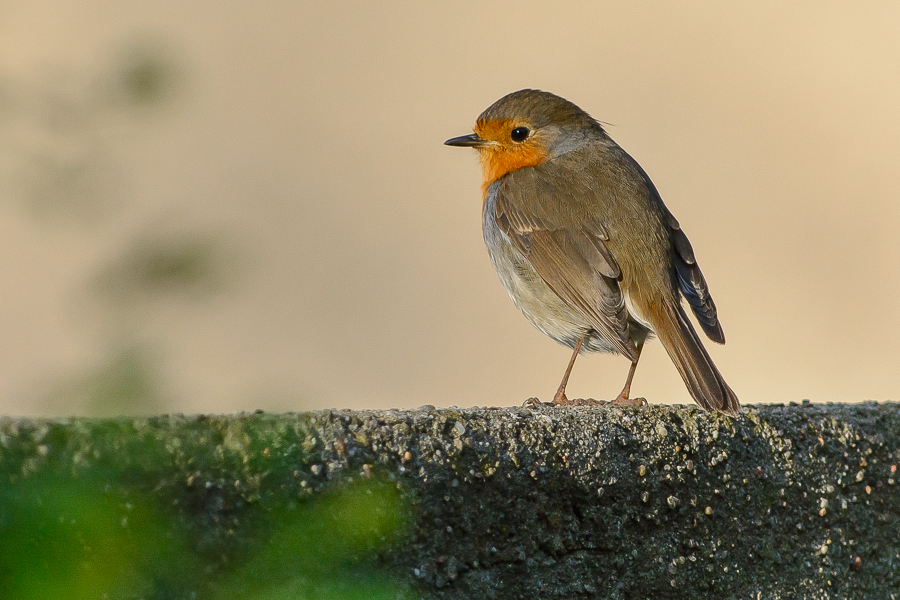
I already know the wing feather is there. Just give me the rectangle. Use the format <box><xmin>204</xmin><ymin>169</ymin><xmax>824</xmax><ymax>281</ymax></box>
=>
<box><xmin>495</xmin><ymin>168</ymin><xmax>635</xmax><ymax>359</ymax></box>
<box><xmin>663</xmin><ymin>209</ymin><xmax>725</xmax><ymax>344</ymax></box>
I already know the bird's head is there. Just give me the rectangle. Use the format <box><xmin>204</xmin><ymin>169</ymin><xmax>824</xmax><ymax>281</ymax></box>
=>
<box><xmin>445</xmin><ymin>89</ymin><xmax>605</xmax><ymax>197</ymax></box>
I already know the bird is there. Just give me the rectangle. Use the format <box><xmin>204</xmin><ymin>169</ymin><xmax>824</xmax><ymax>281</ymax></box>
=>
<box><xmin>445</xmin><ymin>89</ymin><xmax>739</xmax><ymax>414</ymax></box>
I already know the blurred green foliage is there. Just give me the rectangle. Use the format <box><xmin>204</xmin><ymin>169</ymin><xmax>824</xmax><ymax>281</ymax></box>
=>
<box><xmin>0</xmin><ymin>472</ymin><xmax>410</xmax><ymax>600</ymax></box>
<box><xmin>0</xmin><ymin>473</ymin><xmax>175</xmax><ymax>599</ymax></box>
<box><xmin>223</xmin><ymin>478</ymin><xmax>410</xmax><ymax>600</ymax></box>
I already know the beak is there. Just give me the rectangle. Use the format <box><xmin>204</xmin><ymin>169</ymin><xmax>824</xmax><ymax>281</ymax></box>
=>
<box><xmin>444</xmin><ymin>133</ymin><xmax>488</xmax><ymax>148</ymax></box>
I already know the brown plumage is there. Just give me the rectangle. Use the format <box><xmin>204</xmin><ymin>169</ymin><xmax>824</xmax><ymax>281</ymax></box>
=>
<box><xmin>445</xmin><ymin>89</ymin><xmax>739</xmax><ymax>414</ymax></box>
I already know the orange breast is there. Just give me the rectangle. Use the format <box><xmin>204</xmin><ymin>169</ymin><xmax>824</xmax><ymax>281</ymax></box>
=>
<box><xmin>475</xmin><ymin>119</ymin><xmax>550</xmax><ymax>199</ymax></box>
<box><xmin>479</xmin><ymin>145</ymin><xmax>548</xmax><ymax>198</ymax></box>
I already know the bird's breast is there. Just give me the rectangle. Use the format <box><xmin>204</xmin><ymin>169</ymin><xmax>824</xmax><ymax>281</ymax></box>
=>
<box><xmin>479</xmin><ymin>145</ymin><xmax>549</xmax><ymax>200</ymax></box>
<box><xmin>481</xmin><ymin>182</ymin><xmax>619</xmax><ymax>353</ymax></box>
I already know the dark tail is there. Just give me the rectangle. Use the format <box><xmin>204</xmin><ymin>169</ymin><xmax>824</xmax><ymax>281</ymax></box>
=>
<box><xmin>653</xmin><ymin>301</ymin><xmax>740</xmax><ymax>415</ymax></box>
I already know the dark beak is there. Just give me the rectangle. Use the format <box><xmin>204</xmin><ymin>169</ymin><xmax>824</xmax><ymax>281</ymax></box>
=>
<box><xmin>444</xmin><ymin>133</ymin><xmax>487</xmax><ymax>148</ymax></box>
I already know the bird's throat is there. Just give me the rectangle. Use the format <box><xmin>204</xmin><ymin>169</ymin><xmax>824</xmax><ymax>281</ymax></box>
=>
<box><xmin>478</xmin><ymin>145</ymin><xmax>549</xmax><ymax>199</ymax></box>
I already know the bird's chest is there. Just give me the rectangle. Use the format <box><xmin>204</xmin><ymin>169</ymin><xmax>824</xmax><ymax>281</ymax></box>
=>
<box><xmin>482</xmin><ymin>204</ymin><xmax>546</xmax><ymax>309</ymax></box>
<box><xmin>482</xmin><ymin>185</ymin><xmax>543</xmax><ymax>300</ymax></box>
<box><xmin>481</xmin><ymin>185</ymin><xmax>607</xmax><ymax>350</ymax></box>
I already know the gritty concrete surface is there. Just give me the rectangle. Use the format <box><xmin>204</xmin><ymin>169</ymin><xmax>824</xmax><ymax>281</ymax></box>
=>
<box><xmin>1</xmin><ymin>402</ymin><xmax>899</xmax><ymax>599</ymax></box>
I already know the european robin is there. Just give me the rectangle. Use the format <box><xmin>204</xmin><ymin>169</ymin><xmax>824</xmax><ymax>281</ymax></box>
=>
<box><xmin>445</xmin><ymin>89</ymin><xmax>739</xmax><ymax>414</ymax></box>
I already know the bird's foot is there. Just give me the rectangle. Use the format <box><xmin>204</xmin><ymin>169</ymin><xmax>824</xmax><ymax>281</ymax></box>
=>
<box><xmin>552</xmin><ymin>394</ymin><xmax>605</xmax><ymax>407</ymax></box>
<box><xmin>525</xmin><ymin>395</ymin><xmax>648</xmax><ymax>408</ymax></box>
<box><xmin>522</xmin><ymin>393</ymin><xmax>587</xmax><ymax>407</ymax></box>
<box><xmin>610</xmin><ymin>395</ymin><xmax>648</xmax><ymax>407</ymax></box>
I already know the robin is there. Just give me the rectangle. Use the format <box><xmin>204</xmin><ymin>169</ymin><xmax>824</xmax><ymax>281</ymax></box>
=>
<box><xmin>445</xmin><ymin>89</ymin><xmax>739</xmax><ymax>414</ymax></box>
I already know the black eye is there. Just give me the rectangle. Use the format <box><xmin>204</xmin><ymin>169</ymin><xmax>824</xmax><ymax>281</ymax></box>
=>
<box><xmin>510</xmin><ymin>127</ymin><xmax>530</xmax><ymax>142</ymax></box>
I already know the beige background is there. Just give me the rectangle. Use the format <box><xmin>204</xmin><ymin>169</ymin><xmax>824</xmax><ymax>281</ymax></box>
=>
<box><xmin>1</xmin><ymin>2</ymin><xmax>898</xmax><ymax>416</ymax></box>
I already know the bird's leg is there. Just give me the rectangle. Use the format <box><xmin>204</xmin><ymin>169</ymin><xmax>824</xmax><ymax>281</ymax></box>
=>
<box><xmin>611</xmin><ymin>341</ymin><xmax>647</xmax><ymax>407</ymax></box>
<box><xmin>551</xmin><ymin>334</ymin><xmax>585</xmax><ymax>405</ymax></box>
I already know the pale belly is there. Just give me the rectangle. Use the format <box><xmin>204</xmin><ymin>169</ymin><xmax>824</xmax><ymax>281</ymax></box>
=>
<box><xmin>482</xmin><ymin>188</ymin><xmax>623</xmax><ymax>355</ymax></box>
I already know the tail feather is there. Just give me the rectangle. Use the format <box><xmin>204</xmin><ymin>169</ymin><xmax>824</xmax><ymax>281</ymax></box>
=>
<box><xmin>653</xmin><ymin>301</ymin><xmax>740</xmax><ymax>415</ymax></box>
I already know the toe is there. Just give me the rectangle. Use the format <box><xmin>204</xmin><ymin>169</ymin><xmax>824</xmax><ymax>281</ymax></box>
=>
<box><xmin>610</xmin><ymin>396</ymin><xmax>648</xmax><ymax>408</ymax></box>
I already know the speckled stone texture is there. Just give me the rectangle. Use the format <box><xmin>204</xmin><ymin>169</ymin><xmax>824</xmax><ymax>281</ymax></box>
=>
<box><xmin>2</xmin><ymin>402</ymin><xmax>899</xmax><ymax>599</ymax></box>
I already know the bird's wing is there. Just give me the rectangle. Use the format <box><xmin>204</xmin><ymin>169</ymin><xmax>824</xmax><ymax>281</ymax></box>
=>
<box><xmin>659</xmin><ymin>203</ymin><xmax>725</xmax><ymax>344</ymax></box>
<box><xmin>608</xmin><ymin>144</ymin><xmax>727</xmax><ymax>345</ymax></box>
<box><xmin>494</xmin><ymin>165</ymin><xmax>636</xmax><ymax>360</ymax></box>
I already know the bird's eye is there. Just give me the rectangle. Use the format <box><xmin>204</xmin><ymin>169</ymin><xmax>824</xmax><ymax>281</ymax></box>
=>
<box><xmin>510</xmin><ymin>127</ymin><xmax>530</xmax><ymax>142</ymax></box>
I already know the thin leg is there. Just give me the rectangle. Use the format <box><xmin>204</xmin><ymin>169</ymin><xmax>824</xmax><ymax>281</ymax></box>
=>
<box><xmin>611</xmin><ymin>341</ymin><xmax>646</xmax><ymax>406</ymax></box>
<box><xmin>551</xmin><ymin>334</ymin><xmax>585</xmax><ymax>405</ymax></box>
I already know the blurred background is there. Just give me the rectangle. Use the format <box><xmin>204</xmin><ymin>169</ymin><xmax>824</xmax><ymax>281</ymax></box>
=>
<box><xmin>0</xmin><ymin>1</ymin><xmax>897</xmax><ymax>416</ymax></box>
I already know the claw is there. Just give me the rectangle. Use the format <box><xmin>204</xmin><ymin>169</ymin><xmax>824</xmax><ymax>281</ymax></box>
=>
<box><xmin>610</xmin><ymin>395</ymin><xmax>647</xmax><ymax>407</ymax></box>
<box><xmin>553</xmin><ymin>396</ymin><xmax>606</xmax><ymax>407</ymax></box>
<box><xmin>551</xmin><ymin>391</ymin><xmax>569</xmax><ymax>406</ymax></box>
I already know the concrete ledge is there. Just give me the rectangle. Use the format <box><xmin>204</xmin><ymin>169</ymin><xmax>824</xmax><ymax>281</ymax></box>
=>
<box><xmin>1</xmin><ymin>402</ymin><xmax>899</xmax><ymax>599</ymax></box>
